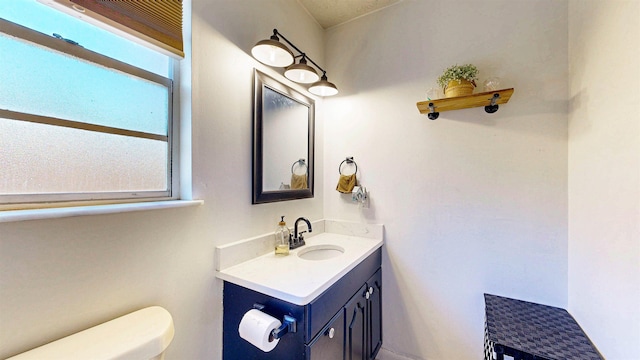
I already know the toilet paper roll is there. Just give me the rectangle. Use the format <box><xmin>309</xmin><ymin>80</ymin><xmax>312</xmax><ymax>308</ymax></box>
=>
<box><xmin>238</xmin><ymin>309</ymin><xmax>282</xmax><ymax>352</ymax></box>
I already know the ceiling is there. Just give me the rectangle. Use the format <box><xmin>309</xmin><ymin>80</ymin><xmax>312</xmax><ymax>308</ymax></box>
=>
<box><xmin>298</xmin><ymin>0</ymin><xmax>402</xmax><ymax>29</ymax></box>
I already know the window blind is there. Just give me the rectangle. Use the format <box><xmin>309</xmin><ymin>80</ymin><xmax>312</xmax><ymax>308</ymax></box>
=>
<box><xmin>52</xmin><ymin>0</ymin><xmax>184</xmax><ymax>58</ymax></box>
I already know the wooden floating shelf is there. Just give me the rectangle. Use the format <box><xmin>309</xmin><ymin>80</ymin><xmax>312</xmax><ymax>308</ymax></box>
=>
<box><xmin>416</xmin><ymin>88</ymin><xmax>514</xmax><ymax>119</ymax></box>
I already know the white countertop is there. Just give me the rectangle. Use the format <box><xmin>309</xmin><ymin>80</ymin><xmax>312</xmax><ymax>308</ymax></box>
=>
<box><xmin>215</xmin><ymin>221</ymin><xmax>383</xmax><ymax>305</ymax></box>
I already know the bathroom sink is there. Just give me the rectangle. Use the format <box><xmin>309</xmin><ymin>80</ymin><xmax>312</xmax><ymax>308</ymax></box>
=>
<box><xmin>297</xmin><ymin>245</ymin><xmax>345</xmax><ymax>261</ymax></box>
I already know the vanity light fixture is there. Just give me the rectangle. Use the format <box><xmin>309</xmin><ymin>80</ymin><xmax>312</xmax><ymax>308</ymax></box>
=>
<box><xmin>252</xmin><ymin>29</ymin><xmax>338</xmax><ymax>96</ymax></box>
<box><xmin>284</xmin><ymin>55</ymin><xmax>319</xmax><ymax>84</ymax></box>
<box><xmin>251</xmin><ymin>30</ymin><xmax>294</xmax><ymax>67</ymax></box>
<box><xmin>309</xmin><ymin>72</ymin><xmax>339</xmax><ymax>96</ymax></box>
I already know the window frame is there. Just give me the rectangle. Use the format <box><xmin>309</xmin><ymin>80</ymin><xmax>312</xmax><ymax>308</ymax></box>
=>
<box><xmin>0</xmin><ymin>18</ymin><xmax>179</xmax><ymax>208</ymax></box>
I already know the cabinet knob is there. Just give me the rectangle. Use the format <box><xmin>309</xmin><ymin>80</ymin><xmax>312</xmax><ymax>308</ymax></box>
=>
<box><xmin>369</xmin><ymin>286</ymin><xmax>374</xmax><ymax>294</ymax></box>
<box><xmin>328</xmin><ymin>327</ymin><xmax>335</xmax><ymax>339</ymax></box>
<box><xmin>365</xmin><ymin>291</ymin><xmax>370</xmax><ymax>300</ymax></box>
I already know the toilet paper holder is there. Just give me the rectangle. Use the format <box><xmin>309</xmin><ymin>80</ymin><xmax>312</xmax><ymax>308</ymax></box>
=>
<box><xmin>253</xmin><ymin>303</ymin><xmax>297</xmax><ymax>340</ymax></box>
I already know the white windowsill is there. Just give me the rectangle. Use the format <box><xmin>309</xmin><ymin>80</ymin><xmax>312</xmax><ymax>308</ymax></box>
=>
<box><xmin>0</xmin><ymin>200</ymin><xmax>204</xmax><ymax>223</ymax></box>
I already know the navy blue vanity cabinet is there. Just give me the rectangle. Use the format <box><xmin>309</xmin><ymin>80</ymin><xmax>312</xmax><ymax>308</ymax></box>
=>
<box><xmin>222</xmin><ymin>248</ymin><xmax>382</xmax><ymax>360</ymax></box>
<box><xmin>367</xmin><ymin>269</ymin><xmax>383</xmax><ymax>359</ymax></box>
<box><xmin>306</xmin><ymin>308</ymin><xmax>345</xmax><ymax>360</ymax></box>
<box><xmin>223</xmin><ymin>282</ymin><xmax>307</xmax><ymax>359</ymax></box>
<box><xmin>345</xmin><ymin>269</ymin><xmax>382</xmax><ymax>360</ymax></box>
<box><xmin>345</xmin><ymin>284</ymin><xmax>367</xmax><ymax>359</ymax></box>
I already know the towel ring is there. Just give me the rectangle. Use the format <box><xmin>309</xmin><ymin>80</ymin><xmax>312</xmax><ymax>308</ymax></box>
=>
<box><xmin>291</xmin><ymin>159</ymin><xmax>308</xmax><ymax>174</ymax></box>
<box><xmin>339</xmin><ymin>157</ymin><xmax>358</xmax><ymax>175</ymax></box>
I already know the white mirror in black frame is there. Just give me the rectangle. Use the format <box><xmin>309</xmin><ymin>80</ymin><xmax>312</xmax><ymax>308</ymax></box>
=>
<box><xmin>253</xmin><ymin>69</ymin><xmax>315</xmax><ymax>204</ymax></box>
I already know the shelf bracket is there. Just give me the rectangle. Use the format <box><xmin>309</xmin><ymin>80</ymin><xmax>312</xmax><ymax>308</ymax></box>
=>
<box><xmin>427</xmin><ymin>102</ymin><xmax>439</xmax><ymax>120</ymax></box>
<box><xmin>484</xmin><ymin>93</ymin><xmax>500</xmax><ymax>114</ymax></box>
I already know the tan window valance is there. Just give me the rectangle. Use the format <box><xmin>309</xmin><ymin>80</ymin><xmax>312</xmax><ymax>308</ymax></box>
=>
<box><xmin>51</xmin><ymin>0</ymin><xmax>184</xmax><ymax>58</ymax></box>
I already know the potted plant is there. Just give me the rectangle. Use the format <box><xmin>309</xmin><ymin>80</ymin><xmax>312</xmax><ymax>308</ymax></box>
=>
<box><xmin>437</xmin><ymin>64</ymin><xmax>479</xmax><ymax>98</ymax></box>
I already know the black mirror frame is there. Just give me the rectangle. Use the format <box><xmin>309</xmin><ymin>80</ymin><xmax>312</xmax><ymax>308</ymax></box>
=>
<box><xmin>252</xmin><ymin>69</ymin><xmax>315</xmax><ymax>204</ymax></box>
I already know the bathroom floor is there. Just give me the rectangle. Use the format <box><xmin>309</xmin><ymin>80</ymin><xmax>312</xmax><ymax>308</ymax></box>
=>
<box><xmin>376</xmin><ymin>349</ymin><xmax>412</xmax><ymax>360</ymax></box>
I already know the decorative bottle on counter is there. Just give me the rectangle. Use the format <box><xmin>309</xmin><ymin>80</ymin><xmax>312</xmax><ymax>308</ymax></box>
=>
<box><xmin>274</xmin><ymin>216</ymin><xmax>291</xmax><ymax>255</ymax></box>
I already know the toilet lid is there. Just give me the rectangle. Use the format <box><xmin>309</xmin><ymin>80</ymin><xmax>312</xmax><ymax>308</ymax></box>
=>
<box><xmin>7</xmin><ymin>306</ymin><xmax>174</xmax><ymax>360</ymax></box>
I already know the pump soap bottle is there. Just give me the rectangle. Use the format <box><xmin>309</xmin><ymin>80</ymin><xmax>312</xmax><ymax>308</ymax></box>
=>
<box><xmin>275</xmin><ymin>216</ymin><xmax>291</xmax><ymax>255</ymax></box>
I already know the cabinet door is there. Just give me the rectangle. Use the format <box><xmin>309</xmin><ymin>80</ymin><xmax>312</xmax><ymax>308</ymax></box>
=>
<box><xmin>367</xmin><ymin>269</ymin><xmax>382</xmax><ymax>360</ymax></box>
<box><xmin>345</xmin><ymin>284</ymin><xmax>368</xmax><ymax>360</ymax></box>
<box><xmin>308</xmin><ymin>309</ymin><xmax>345</xmax><ymax>360</ymax></box>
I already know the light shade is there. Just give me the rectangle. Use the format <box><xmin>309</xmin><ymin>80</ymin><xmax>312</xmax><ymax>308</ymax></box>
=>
<box><xmin>251</xmin><ymin>35</ymin><xmax>294</xmax><ymax>67</ymax></box>
<box><xmin>309</xmin><ymin>74</ymin><xmax>339</xmax><ymax>96</ymax></box>
<box><xmin>284</xmin><ymin>57</ymin><xmax>319</xmax><ymax>84</ymax></box>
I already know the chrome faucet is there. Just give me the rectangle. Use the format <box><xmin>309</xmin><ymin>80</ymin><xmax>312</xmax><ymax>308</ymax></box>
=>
<box><xmin>291</xmin><ymin>217</ymin><xmax>312</xmax><ymax>249</ymax></box>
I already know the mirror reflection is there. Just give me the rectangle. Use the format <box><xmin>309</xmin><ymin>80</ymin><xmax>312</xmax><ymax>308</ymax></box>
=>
<box><xmin>262</xmin><ymin>86</ymin><xmax>308</xmax><ymax>190</ymax></box>
<box><xmin>253</xmin><ymin>70</ymin><xmax>314</xmax><ymax>204</ymax></box>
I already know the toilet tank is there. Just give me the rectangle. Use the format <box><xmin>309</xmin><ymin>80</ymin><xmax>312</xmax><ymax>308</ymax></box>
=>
<box><xmin>7</xmin><ymin>306</ymin><xmax>174</xmax><ymax>360</ymax></box>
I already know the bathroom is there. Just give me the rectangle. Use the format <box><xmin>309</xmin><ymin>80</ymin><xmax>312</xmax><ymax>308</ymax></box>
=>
<box><xmin>0</xmin><ymin>0</ymin><xmax>638</xmax><ymax>359</ymax></box>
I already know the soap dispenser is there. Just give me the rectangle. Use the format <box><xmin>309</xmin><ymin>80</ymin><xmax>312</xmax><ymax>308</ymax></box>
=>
<box><xmin>275</xmin><ymin>216</ymin><xmax>291</xmax><ymax>255</ymax></box>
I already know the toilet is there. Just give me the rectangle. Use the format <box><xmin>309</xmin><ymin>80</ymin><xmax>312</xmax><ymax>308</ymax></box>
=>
<box><xmin>7</xmin><ymin>306</ymin><xmax>174</xmax><ymax>360</ymax></box>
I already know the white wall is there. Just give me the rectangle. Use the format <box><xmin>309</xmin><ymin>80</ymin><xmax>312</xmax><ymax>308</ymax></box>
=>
<box><xmin>0</xmin><ymin>1</ymin><xmax>324</xmax><ymax>359</ymax></box>
<box><xmin>568</xmin><ymin>1</ymin><xmax>640</xmax><ymax>358</ymax></box>
<box><xmin>323</xmin><ymin>1</ymin><xmax>569</xmax><ymax>358</ymax></box>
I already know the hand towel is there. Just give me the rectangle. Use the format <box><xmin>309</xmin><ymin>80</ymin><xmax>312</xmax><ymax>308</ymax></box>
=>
<box><xmin>290</xmin><ymin>173</ymin><xmax>308</xmax><ymax>189</ymax></box>
<box><xmin>336</xmin><ymin>173</ymin><xmax>356</xmax><ymax>193</ymax></box>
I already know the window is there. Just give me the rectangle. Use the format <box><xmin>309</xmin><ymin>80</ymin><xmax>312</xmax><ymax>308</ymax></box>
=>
<box><xmin>0</xmin><ymin>1</ymin><xmax>180</xmax><ymax>208</ymax></box>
